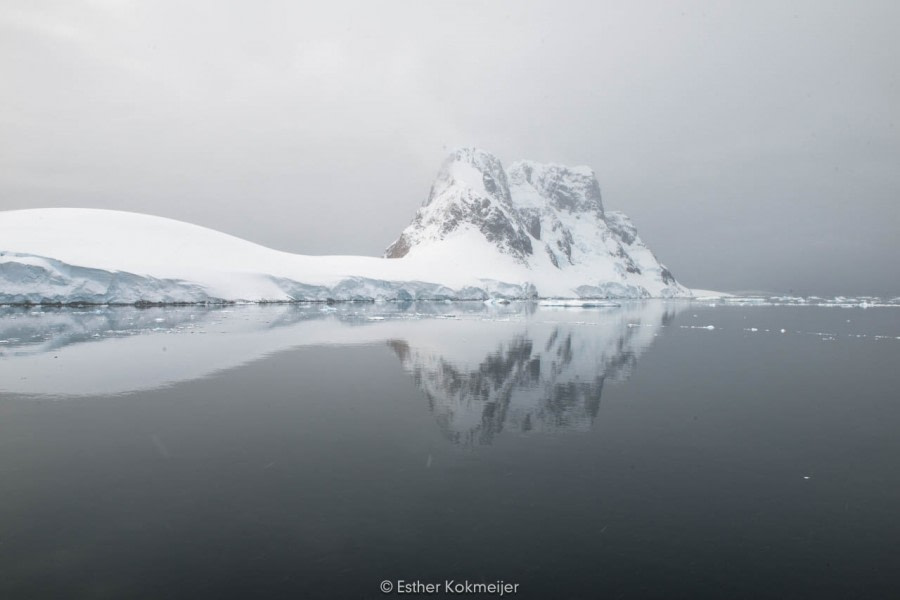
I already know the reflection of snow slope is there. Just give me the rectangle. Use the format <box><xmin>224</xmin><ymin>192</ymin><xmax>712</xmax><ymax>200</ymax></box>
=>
<box><xmin>0</xmin><ymin>303</ymin><xmax>677</xmax><ymax>417</ymax></box>
<box><xmin>0</xmin><ymin>305</ymin><xmax>338</xmax><ymax>396</ymax></box>
<box><xmin>388</xmin><ymin>303</ymin><xmax>678</xmax><ymax>444</ymax></box>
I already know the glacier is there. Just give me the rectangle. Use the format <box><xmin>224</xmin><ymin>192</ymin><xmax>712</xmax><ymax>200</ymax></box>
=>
<box><xmin>0</xmin><ymin>148</ymin><xmax>692</xmax><ymax>305</ymax></box>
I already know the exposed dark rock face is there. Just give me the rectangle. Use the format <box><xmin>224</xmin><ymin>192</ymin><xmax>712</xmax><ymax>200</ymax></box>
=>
<box><xmin>507</xmin><ymin>161</ymin><xmax>604</xmax><ymax>218</ymax></box>
<box><xmin>660</xmin><ymin>266</ymin><xmax>677</xmax><ymax>285</ymax></box>
<box><xmin>605</xmin><ymin>211</ymin><xmax>638</xmax><ymax>245</ymax></box>
<box><xmin>384</xmin><ymin>232</ymin><xmax>412</xmax><ymax>258</ymax></box>
<box><xmin>615</xmin><ymin>246</ymin><xmax>642</xmax><ymax>274</ymax></box>
<box><xmin>546</xmin><ymin>245</ymin><xmax>560</xmax><ymax>268</ymax></box>
<box><xmin>554</xmin><ymin>226</ymin><xmax>574</xmax><ymax>265</ymax></box>
<box><xmin>521</xmin><ymin>209</ymin><xmax>542</xmax><ymax>240</ymax></box>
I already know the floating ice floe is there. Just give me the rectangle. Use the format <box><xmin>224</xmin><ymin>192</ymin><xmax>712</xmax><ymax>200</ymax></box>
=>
<box><xmin>537</xmin><ymin>299</ymin><xmax>621</xmax><ymax>308</ymax></box>
<box><xmin>708</xmin><ymin>295</ymin><xmax>900</xmax><ymax>308</ymax></box>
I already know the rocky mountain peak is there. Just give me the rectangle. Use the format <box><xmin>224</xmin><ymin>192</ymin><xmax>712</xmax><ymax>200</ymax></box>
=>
<box><xmin>424</xmin><ymin>147</ymin><xmax>511</xmax><ymax>208</ymax></box>
<box><xmin>385</xmin><ymin>147</ymin><xmax>533</xmax><ymax>261</ymax></box>
<box><xmin>382</xmin><ymin>147</ymin><xmax>684</xmax><ymax>299</ymax></box>
<box><xmin>507</xmin><ymin>161</ymin><xmax>604</xmax><ymax>218</ymax></box>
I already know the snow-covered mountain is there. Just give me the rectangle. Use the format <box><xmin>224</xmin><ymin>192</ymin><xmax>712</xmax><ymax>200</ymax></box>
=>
<box><xmin>0</xmin><ymin>148</ymin><xmax>689</xmax><ymax>304</ymax></box>
<box><xmin>385</xmin><ymin>148</ymin><xmax>535</xmax><ymax>263</ymax></box>
<box><xmin>386</xmin><ymin>148</ymin><xmax>685</xmax><ymax>298</ymax></box>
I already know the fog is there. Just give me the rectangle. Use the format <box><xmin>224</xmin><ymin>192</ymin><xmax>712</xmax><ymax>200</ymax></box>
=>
<box><xmin>1</xmin><ymin>0</ymin><xmax>898</xmax><ymax>295</ymax></box>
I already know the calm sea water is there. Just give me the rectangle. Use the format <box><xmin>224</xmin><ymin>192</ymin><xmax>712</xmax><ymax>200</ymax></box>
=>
<box><xmin>0</xmin><ymin>302</ymin><xmax>898</xmax><ymax>599</ymax></box>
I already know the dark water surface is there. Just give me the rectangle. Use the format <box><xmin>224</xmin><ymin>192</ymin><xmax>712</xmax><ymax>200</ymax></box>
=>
<box><xmin>0</xmin><ymin>302</ymin><xmax>898</xmax><ymax>599</ymax></box>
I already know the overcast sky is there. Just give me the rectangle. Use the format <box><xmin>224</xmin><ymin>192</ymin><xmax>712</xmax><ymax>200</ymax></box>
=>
<box><xmin>1</xmin><ymin>0</ymin><xmax>898</xmax><ymax>295</ymax></box>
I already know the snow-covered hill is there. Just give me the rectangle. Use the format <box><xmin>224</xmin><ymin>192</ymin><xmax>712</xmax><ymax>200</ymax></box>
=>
<box><xmin>0</xmin><ymin>148</ymin><xmax>689</xmax><ymax>304</ymax></box>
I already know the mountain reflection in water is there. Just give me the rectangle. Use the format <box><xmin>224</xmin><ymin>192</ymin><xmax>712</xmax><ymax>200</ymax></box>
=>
<box><xmin>389</xmin><ymin>303</ymin><xmax>676</xmax><ymax>444</ymax></box>
<box><xmin>0</xmin><ymin>302</ymin><xmax>679</xmax><ymax>443</ymax></box>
